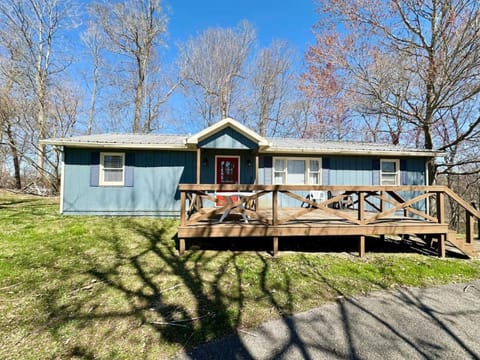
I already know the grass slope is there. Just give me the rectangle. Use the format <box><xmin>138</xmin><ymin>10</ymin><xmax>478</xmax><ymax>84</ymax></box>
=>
<box><xmin>1</xmin><ymin>190</ymin><xmax>480</xmax><ymax>359</ymax></box>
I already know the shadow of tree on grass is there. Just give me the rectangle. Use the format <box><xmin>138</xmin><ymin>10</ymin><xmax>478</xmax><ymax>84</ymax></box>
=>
<box><xmin>42</xmin><ymin>218</ymin><xmax>273</xmax><ymax>358</ymax></box>
<box><xmin>40</xmin><ymin>218</ymin><xmax>479</xmax><ymax>359</ymax></box>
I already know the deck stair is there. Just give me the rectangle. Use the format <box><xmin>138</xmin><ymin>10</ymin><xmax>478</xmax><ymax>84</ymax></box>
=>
<box><xmin>446</xmin><ymin>230</ymin><xmax>477</xmax><ymax>259</ymax></box>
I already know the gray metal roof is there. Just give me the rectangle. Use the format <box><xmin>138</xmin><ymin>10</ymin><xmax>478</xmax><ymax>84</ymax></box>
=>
<box><xmin>42</xmin><ymin>133</ymin><xmax>188</xmax><ymax>149</ymax></box>
<box><xmin>266</xmin><ymin>137</ymin><xmax>438</xmax><ymax>156</ymax></box>
<box><xmin>41</xmin><ymin>133</ymin><xmax>442</xmax><ymax>157</ymax></box>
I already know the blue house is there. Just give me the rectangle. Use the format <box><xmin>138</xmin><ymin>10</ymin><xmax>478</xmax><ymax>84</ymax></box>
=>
<box><xmin>43</xmin><ymin>118</ymin><xmax>441</xmax><ymax>217</ymax></box>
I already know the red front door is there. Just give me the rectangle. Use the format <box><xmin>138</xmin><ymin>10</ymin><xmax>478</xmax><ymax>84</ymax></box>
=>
<box><xmin>216</xmin><ymin>157</ymin><xmax>239</xmax><ymax>184</ymax></box>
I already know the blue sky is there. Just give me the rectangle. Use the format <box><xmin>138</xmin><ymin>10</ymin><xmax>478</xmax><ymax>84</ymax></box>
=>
<box><xmin>165</xmin><ymin>0</ymin><xmax>317</xmax><ymax>53</ymax></box>
<box><xmin>71</xmin><ymin>0</ymin><xmax>319</xmax><ymax>133</ymax></box>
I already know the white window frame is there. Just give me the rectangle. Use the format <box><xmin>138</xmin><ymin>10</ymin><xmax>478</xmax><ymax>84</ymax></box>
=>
<box><xmin>100</xmin><ymin>152</ymin><xmax>125</xmax><ymax>186</ymax></box>
<box><xmin>380</xmin><ymin>159</ymin><xmax>400</xmax><ymax>185</ymax></box>
<box><xmin>272</xmin><ymin>157</ymin><xmax>322</xmax><ymax>185</ymax></box>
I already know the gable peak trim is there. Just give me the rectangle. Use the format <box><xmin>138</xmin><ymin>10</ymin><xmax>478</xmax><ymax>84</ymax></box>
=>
<box><xmin>186</xmin><ymin>118</ymin><xmax>270</xmax><ymax>147</ymax></box>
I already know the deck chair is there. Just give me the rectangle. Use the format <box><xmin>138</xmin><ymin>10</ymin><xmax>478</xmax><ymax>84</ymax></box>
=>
<box><xmin>328</xmin><ymin>191</ymin><xmax>353</xmax><ymax>209</ymax></box>
<box><xmin>302</xmin><ymin>190</ymin><xmax>328</xmax><ymax>207</ymax></box>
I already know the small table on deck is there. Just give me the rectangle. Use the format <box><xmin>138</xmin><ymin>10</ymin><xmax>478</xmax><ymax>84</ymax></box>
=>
<box><xmin>215</xmin><ymin>192</ymin><xmax>255</xmax><ymax>223</ymax></box>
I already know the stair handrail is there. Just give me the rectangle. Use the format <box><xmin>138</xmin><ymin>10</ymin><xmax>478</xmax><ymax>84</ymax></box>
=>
<box><xmin>443</xmin><ymin>187</ymin><xmax>480</xmax><ymax>220</ymax></box>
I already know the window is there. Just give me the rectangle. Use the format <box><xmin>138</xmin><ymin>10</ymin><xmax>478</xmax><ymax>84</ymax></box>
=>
<box><xmin>381</xmin><ymin>159</ymin><xmax>400</xmax><ymax>185</ymax></box>
<box><xmin>100</xmin><ymin>152</ymin><xmax>125</xmax><ymax>186</ymax></box>
<box><xmin>273</xmin><ymin>158</ymin><xmax>321</xmax><ymax>185</ymax></box>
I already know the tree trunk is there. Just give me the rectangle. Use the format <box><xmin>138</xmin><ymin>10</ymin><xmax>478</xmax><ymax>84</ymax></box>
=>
<box><xmin>6</xmin><ymin>122</ymin><xmax>21</xmax><ymax>189</ymax></box>
<box><xmin>133</xmin><ymin>57</ymin><xmax>145</xmax><ymax>133</ymax></box>
<box><xmin>87</xmin><ymin>61</ymin><xmax>98</xmax><ymax>135</ymax></box>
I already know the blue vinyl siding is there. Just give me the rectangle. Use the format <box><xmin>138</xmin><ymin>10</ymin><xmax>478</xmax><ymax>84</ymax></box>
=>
<box><xmin>199</xmin><ymin>127</ymin><xmax>258</xmax><ymax>150</ymax></box>
<box><xmin>62</xmin><ymin>146</ymin><xmax>428</xmax><ymax>216</ymax></box>
<box><xmin>63</xmin><ymin>148</ymin><xmax>196</xmax><ymax>216</ymax></box>
<box><xmin>400</xmin><ymin>157</ymin><xmax>425</xmax><ymax>185</ymax></box>
<box><xmin>258</xmin><ymin>155</ymin><xmax>427</xmax><ymax>209</ymax></box>
<box><xmin>399</xmin><ymin>157</ymin><xmax>427</xmax><ymax>213</ymax></box>
<box><xmin>328</xmin><ymin>157</ymin><xmax>373</xmax><ymax>185</ymax></box>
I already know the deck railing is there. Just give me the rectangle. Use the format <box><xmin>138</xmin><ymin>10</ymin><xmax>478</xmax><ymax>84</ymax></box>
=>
<box><xmin>178</xmin><ymin>184</ymin><xmax>480</xmax><ymax>245</ymax></box>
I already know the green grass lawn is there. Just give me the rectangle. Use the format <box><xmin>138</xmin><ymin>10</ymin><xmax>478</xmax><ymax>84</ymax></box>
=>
<box><xmin>1</xmin><ymin>190</ymin><xmax>480</xmax><ymax>359</ymax></box>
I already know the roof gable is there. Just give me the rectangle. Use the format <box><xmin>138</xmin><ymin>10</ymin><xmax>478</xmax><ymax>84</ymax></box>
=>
<box><xmin>198</xmin><ymin>127</ymin><xmax>259</xmax><ymax>150</ymax></box>
<box><xmin>186</xmin><ymin>118</ymin><xmax>269</xmax><ymax>148</ymax></box>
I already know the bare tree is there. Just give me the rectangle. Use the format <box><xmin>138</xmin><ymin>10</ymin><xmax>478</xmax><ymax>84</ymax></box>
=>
<box><xmin>306</xmin><ymin>0</ymin><xmax>480</xmax><ymax>182</ymax></box>
<box><xmin>240</xmin><ymin>41</ymin><xmax>295</xmax><ymax>137</ymax></box>
<box><xmin>90</xmin><ymin>0</ymin><xmax>171</xmax><ymax>133</ymax></box>
<box><xmin>178</xmin><ymin>21</ymin><xmax>256</xmax><ymax>127</ymax></box>
<box><xmin>81</xmin><ymin>23</ymin><xmax>104</xmax><ymax>135</ymax></box>
<box><xmin>0</xmin><ymin>80</ymin><xmax>23</xmax><ymax>189</ymax></box>
<box><xmin>0</xmin><ymin>0</ymin><xmax>77</xmax><ymax>176</ymax></box>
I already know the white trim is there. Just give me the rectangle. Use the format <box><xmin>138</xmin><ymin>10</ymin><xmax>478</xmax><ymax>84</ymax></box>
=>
<box><xmin>380</xmin><ymin>159</ymin><xmax>400</xmax><ymax>185</ymax></box>
<box><xmin>39</xmin><ymin>142</ymin><xmax>190</xmax><ymax>150</ymax></box>
<box><xmin>215</xmin><ymin>155</ymin><xmax>241</xmax><ymax>184</ymax></box>
<box><xmin>272</xmin><ymin>157</ymin><xmax>322</xmax><ymax>185</ymax></box>
<box><xmin>262</xmin><ymin>147</ymin><xmax>443</xmax><ymax>157</ymax></box>
<box><xmin>99</xmin><ymin>152</ymin><xmax>125</xmax><ymax>186</ymax></box>
<box><xmin>187</xmin><ymin>118</ymin><xmax>270</xmax><ymax>147</ymax></box>
<box><xmin>59</xmin><ymin>149</ymin><xmax>65</xmax><ymax>214</ymax></box>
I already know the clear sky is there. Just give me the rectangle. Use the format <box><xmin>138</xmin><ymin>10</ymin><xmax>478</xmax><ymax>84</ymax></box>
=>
<box><xmin>70</xmin><ymin>0</ymin><xmax>319</xmax><ymax>133</ymax></box>
<box><xmin>165</xmin><ymin>0</ymin><xmax>317</xmax><ymax>53</ymax></box>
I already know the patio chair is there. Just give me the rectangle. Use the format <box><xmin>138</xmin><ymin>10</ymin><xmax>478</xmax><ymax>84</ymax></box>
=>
<box><xmin>301</xmin><ymin>190</ymin><xmax>328</xmax><ymax>208</ymax></box>
<box><xmin>328</xmin><ymin>191</ymin><xmax>354</xmax><ymax>209</ymax></box>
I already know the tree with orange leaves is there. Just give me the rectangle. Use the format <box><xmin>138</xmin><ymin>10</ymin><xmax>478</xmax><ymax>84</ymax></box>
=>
<box><xmin>304</xmin><ymin>0</ymin><xmax>480</xmax><ymax>183</ymax></box>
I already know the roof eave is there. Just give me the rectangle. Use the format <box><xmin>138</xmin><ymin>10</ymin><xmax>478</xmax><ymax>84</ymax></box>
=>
<box><xmin>40</xmin><ymin>139</ymin><xmax>190</xmax><ymax>150</ymax></box>
<box><xmin>261</xmin><ymin>147</ymin><xmax>444</xmax><ymax>157</ymax></box>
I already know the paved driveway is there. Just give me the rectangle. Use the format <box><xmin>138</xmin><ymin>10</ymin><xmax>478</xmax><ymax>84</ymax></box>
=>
<box><xmin>175</xmin><ymin>280</ymin><xmax>480</xmax><ymax>359</ymax></box>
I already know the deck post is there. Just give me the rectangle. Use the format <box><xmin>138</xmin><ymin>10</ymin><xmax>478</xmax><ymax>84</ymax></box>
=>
<box><xmin>179</xmin><ymin>238</ymin><xmax>185</xmax><ymax>256</ymax></box>
<box><xmin>359</xmin><ymin>235</ymin><xmax>365</xmax><ymax>257</ymax></box>
<box><xmin>472</xmin><ymin>202</ymin><xmax>479</xmax><ymax>240</ymax></box>
<box><xmin>273</xmin><ymin>236</ymin><xmax>278</xmax><ymax>256</ymax></box>
<box><xmin>180</xmin><ymin>190</ymin><xmax>186</xmax><ymax>226</ymax></box>
<box><xmin>438</xmin><ymin>234</ymin><xmax>446</xmax><ymax>258</ymax></box>
<box><xmin>379</xmin><ymin>191</ymin><xmax>384</xmax><ymax>212</ymax></box>
<box><xmin>272</xmin><ymin>189</ymin><xmax>278</xmax><ymax>226</ymax></box>
<box><xmin>379</xmin><ymin>191</ymin><xmax>385</xmax><ymax>242</ymax></box>
<box><xmin>437</xmin><ymin>192</ymin><xmax>445</xmax><ymax>223</ymax></box>
<box><xmin>466</xmin><ymin>210</ymin><xmax>474</xmax><ymax>244</ymax></box>
<box><xmin>358</xmin><ymin>192</ymin><xmax>365</xmax><ymax>225</ymax></box>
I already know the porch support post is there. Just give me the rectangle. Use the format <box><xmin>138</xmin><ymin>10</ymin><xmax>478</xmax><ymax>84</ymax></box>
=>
<box><xmin>438</xmin><ymin>234</ymin><xmax>446</xmax><ymax>258</ymax></box>
<box><xmin>359</xmin><ymin>235</ymin><xmax>365</xmax><ymax>258</ymax></box>
<box><xmin>273</xmin><ymin>236</ymin><xmax>278</xmax><ymax>257</ymax></box>
<box><xmin>196</xmin><ymin>148</ymin><xmax>201</xmax><ymax>184</ymax></box>
<box><xmin>179</xmin><ymin>238</ymin><xmax>185</xmax><ymax>256</ymax></box>
<box><xmin>255</xmin><ymin>152</ymin><xmax>259</xmax><ymax>185</ymax></box>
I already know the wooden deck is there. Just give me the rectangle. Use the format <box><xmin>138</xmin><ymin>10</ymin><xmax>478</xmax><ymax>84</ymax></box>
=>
<box><xmin>178</xmin><ymin>185</ymin><xmax>480</xmax><ymax>258</ymax></box>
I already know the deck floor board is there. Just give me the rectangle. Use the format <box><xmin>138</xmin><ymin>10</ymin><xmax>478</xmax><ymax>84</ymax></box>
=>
<box><xmin>178</xmin><ymin>208</ymin><xmax>448</xmax><ymax>238</ymax></box>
